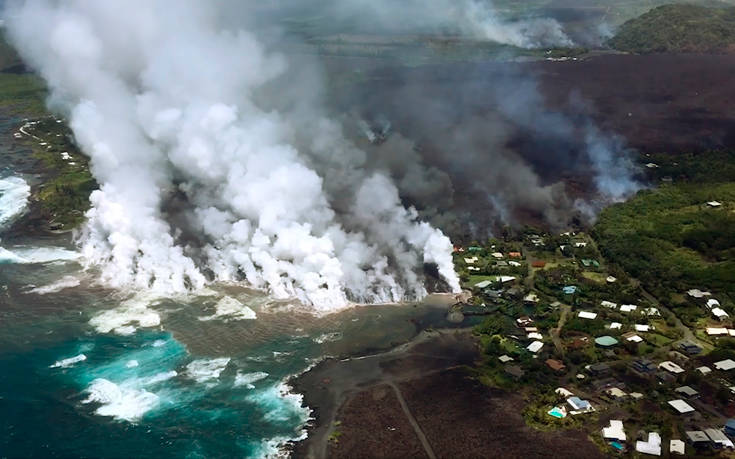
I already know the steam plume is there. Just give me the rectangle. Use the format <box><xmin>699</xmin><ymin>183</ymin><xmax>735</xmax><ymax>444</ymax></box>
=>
<box><xmin>5</xmin><ymin>0</ymin><xmax>461</xmax><ymax>311</ymax></box>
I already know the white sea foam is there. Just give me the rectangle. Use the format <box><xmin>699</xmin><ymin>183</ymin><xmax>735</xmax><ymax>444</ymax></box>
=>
<box><xmin>142</xmin><ymin>370</ymin><xmax>178</xmax><ymax>386</ymax></box>
<box><xmin>152</xmin><ymin>339</ymin><xmax>166</xmax><ymax>347</ymax></box>
<box><xmin>126</xmin><ymin>360</ymin><xmax>139</xmax><ymax>368</ymax></box>
<box><xmin>82</xmin><ymin>378</ymin><xmax>159</xmax><ymax>422</ymax></box>
<box><xmin>185</xmin><ymin>358</ymin><xmax>231</xmax><ymax>384</ymax></box>
<box><xmin>27</xmin><ymin>275</ymin><xmax>81</xmax><ymax>294</ymax></box>
<box><xmin>89</xmin><ymin>296</ymin><xmax>161</xmax><ymax>335</ymax></box>
<box><xmin>198</xmin><ymin>296</ymin><xmax>257</xmax><ymax>322</ymax></box>
<box><xmin>0</xmin><ymin>246</ymin><xmax>81</xmax><ymax>264</ymax></box>
<box><xmin>0</xmin><ymin>176</ymin><xmax>30</xmax><ymax>228</ymax></box>
<box><xmin>234</xmin><ymin>371</ymin><xmax>269</xmax><ymax>389</ymax></box>
<box><xmin>312</xmin><ymin>332</ymin><xmax>343</xmax><ymax>344</ymax></box>
<box><xmin>49</xmin><ymin>353</ymin><xmax>87</xmax><ymax>368</ymax></box>
<box><xmin>248</xmin><ymin>382</ymin><xmax>310</xmax><ymax>424</ymax></box>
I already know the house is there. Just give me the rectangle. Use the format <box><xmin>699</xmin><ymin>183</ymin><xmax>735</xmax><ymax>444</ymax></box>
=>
<box><xmin>659</xmin><ymin>361</ymin><xmax>685</xmax><ymax>374</ymax></box>
<box><xmin>707</xmin><ymin>327</ymin><xmax>729</xmax><ymax>336</ymax></box>
<box><xmin>527</xmin><ymin>332</ymin><xmax>543</xmax><ymax>340</ymax></box>
<box><xmin>464</xmin><ymin>256</ymin><xmax>478</xmax><ymax>264</ymax></box>
<box><xmin>498</xmin><ymin>276</ymin><xmax>516</xmax><ymax>284</ymax></box>
<box><xmin>601</xmin><ymin>300</ymin><xmax>618</xmax><ymax>309</ymax></box>
<box><xmin>715</xmin><ymin>359</ymin><xmax>735</xmax><ymax>371</ymax></box>
<box><xmin>578</xmin><ymin>311</ymin><xmax>597</xmax><ymax>320</ymax></box>
<box><xmin>523</xmin><ymin>293</ymin><xmax>539</xmax><ymax>304</ymax></box>
<box><xmin>602</xmin><ymin>419</ymin><xmax>626</xmax><ymax>442</ymax></box>
<box><xmin>707</xmin><ymin>201</ymin><xmax>723</xmax><ymax>208</ymax></box>
<box><xmin>516</xmin><ymin>316</ymin><xmax>534</xmax><ymax>327</ymax></box>
<box><xmin>620</xmin><ymin>304</ymin><xmax>638</xmax><ymax>313</ymax></box>
<box><xmin>687</xmin><ymin>289</ymin><xmax>711</xmax><ymax>299</ymax></box>
<box><xmin>669</xmin><ymin>439</ymin><xmax>685</xmax><ymax>455</ymax></box>
<box><xmin>712</xmin><ymin>308</ymin><xmax>729</xmax><ymax>320</ymax></box>
<box><xmin>609</xmin><ymin>322</ymin><xmax>622</xmax><ymax>330</ymax></box>
<box><xmin>707</xmin><ymin>298</ymin><xmax>721</xmax><ymax>309</ymax></box>
<box><xmin>605</xmin><ymin>387</ymin><xmax>628</xmax><ymax>400</ymax></box>
<box><xmin>567</xmin><ymin>396</ymin><xmax>594</xmax><ymax>414</ymax></box>
<box><xmin>498</xmin><ymin>355</ymin><xmax>514</xmax><ymax>363</ymax></box>
<box><xmin>606</xmin><ymin>276</ymin><xmax>617</xmax><ymax>283</ymax></box>
<box><xmin>630</xmin><ymin>392</ymin><xmax>644</xmax><ymax>400</ymax></box>
<box><xmin>474</xmin><ymin>280</ymin><xmax>493</xmax><ymax>289</ymax></box>
<box><xmin>668</xmin><ymin>399</ymin><xmax>695</xmax><ymax>414</ymax></box>
<box><xmin>704</xmin><ymin>428</ymin><xmax>734</xmax><ymax>448</ymax></box>
<box><xmin>678</xmin><ymin>342</ymin><xmax>703</xmax><ymax>355</ymax></box>
<box><xmin>546</xmin><ymin>359</ymin><xmax>566</xmax><ymax>372</ymax></box>
<box><xmin>657</xmin><ymin>372</ymin><xmax>676</xmax><ymax>384</ymax></box>
<box><xmin>696</xmin><ymin>366</ymin><xmax>712</xmax><ymax>375</ymax></box>
<box><xmin>508</xmin><ymin>252</ymin><xmax>522</xmax><ymax>258</ymax></box>
<box><xmin>527</xmin><ymin>341</ymin><xmax>544</xmax><ymax>353</ymax></box>
<box><xmin>563</xmin><ymin>286</ymin><xmax>578</xmax><ymax>295</ymax></box>
<box><xmin>636</xmin><ymin>432</ymin><xmax>662</xmax><ymax>456</ymax></box>
<box><xmin>685</xmin><ymin>430</ymin><xmax>710</xmax><ymax>447</ymax></box>
<box><xmin>509</xmin><ymin>260</ymin><xmax>521</xmax><ymax>267</ymax></box>
<box><xmin>631</xmin><ymin>359</ymin><xmax>657</xmax><ymax>374</ymax></box>
<box><xmin>491</xmin><ymin>252</ymin><xmax>504</xmax><ymax>259</ymax></box>
<box><xmin>675</xmin><ymin>386</ymin><xmax>699</xmax><ymax>399</ymax></box>
<box><xmin>644</xmin><ymin>307</ymin><xmax>660</xmax><ymax>316</ymax></box>
<box><xmin>587</xmin><ymin>362</ymin><xmax>611</xmax><ymax>376</ymax></box>
<box><xmin>623</xmin><ymin>332</ymin><xmax>643</xmax><ymax>343</ymax></box>
<box><xmin>724</xmin><ymin>419</ymin><xmax>735</xmax><ymax>437</ymax></box>
<box><xmin>635</xmin><ymin>324</ymin><xmax>651</xmax><ymax>332</ymax></box>
<box><xmin>555</xmin><ymin>387</ymin><xmax>574</xmax><ymax>398</ymax></box>
<box><xmin>496</xmin><ymin>260</ymin><xmax>509</xmax><ymax>267</ymax></box>
<box><xmin>505</xmin><ymin>365</ymin><xmax>524</xmax><ymax>379</ymax></box>
<box><xmin>531</xmin><ymin>260</ymin><xmax>546</xmax><ymax>268</ymax></box>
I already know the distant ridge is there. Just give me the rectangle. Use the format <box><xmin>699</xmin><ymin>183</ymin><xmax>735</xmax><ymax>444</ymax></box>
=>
<box><xmin>610</xmin><ymin>4</ymin><xmax>735</xmax><ymax>53</ymax></box>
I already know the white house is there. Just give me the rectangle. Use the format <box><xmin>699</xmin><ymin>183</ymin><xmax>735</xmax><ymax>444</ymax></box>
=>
<box><xmin>707</xmin><ymin>298</ymin><xmax>721</xmax><ymax>309</ymax></box>
<box><xmin>668</xmin><ymin>399</ymin><xmax>695</xmax><ymax>414</ymax></box>
<box><xmin>527</xmin><ymin>341</ymin><xmax>543</xmax><ymax>353</ymax></box>
<box><xmin>620</xmin><ymin>304</ymin><xmax>638</xmax><ymax>313</ymax></box>
<box><xmin>602</xmin><ymin>420</ymin><xmax>626</xmax><ymax>442</ymax></box>
<box><xmin>659</xmin><ymin>361</ymin><xmax>685</xmax><ymax>374</ymax></box>
<box><xmin>635</xmin><ymin>324</ymin><xmax>651</xmax><ymax>332</ymax></box>
<box><xmin>609</xmin><ymin>322</ymin><xmax>622</xmax><ymax>330</ymax></box>
<box><xmin>706</xmin><ymin>327</ymin><xmax>728</xmax><ymax>336</ymax></box>
<box><xmin>706</xmin><ymin>201</ymin><xmax>722</xmax><ymax>208</ymax></box>
<box><xmin>669</xmin><ymin>439</ymin><xmax>685</xmax><ymax>455</ymax></box>
<box><xmin>636</xmin><ymin>432</ymin><xmax>662</xmax><ymax>456</ymax></box>
<box><xmin>712</xmin><ymin>308</ymin><xmax>729</xmax><ymax>320</ymax></box>
<box><xmin>715</xmin><ymin>359</ymin><xmax>735</xmax><ymax>371</ymax></box>
<box><xmin>601</xmin><ymin>300</ymin><xmax>618</xmax><ymax>309</ymax></box>
<box><xmin>578</xmin><ymin>311</ymin><xmax>597</xmax><ymax>320</ymax></box>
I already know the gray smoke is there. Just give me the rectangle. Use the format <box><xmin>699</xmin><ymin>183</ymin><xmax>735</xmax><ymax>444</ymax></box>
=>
<box><xmin>5</xmin><ymin>0</ymin><xmax>463</xmax><ymax>312</ymax></box>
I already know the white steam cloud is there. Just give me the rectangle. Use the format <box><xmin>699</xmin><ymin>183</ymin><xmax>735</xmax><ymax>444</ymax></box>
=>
<box><xmin>5</xmin><ymin>0</ymin><xmax>461</xmax><ymax>312</ymax></box>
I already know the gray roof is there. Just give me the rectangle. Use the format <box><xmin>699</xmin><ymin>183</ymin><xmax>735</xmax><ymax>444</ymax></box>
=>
<box><xmin>685</xmin><ymin>431</ymin><xmax>709</xmax><ymax>443</ymax></box>
<box><xmin>675</xmin><ymin>386</ymin><xmax>699</xmax><ymax>397</ymax></box>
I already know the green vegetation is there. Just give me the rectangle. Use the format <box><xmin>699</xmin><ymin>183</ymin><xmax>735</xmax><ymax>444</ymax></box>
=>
<box><xmin>610</xmin><ymin>4</ymin><xmax>735</xmax><ymax>53</ymax></box>
<box><xmin>20</xmin><ymin>118</ymin><xmax>97</xmax><ymax>228</ymax></box>
<box><xmin>0</xmin><ymin>32</ymin><xmax>96</xmax><ymax>230</ymax></box>
<box><xmin>593</xmin><ymin>154</ymin><xmax>735</xmax><ymax>300</ymax></box>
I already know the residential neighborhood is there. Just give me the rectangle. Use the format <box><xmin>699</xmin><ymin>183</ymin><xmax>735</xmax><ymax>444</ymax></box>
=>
<box><xmin>453</xmin><ymin>228</ymin><xmax>735</xmax><ymax>456</ymax></box>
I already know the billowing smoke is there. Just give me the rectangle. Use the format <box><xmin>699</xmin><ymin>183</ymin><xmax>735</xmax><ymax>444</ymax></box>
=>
<box><xmin>5</xmin><ymin>0</ymin><xmax>462</xmax><ymax>312</ymax></box>
<box><xmin>255</xmin><ymin>0</ymin><xmax>574</xmax><ymax>49</ymax></box>
<box><xmin>333</xmin><ymin>60</ymin><xmax>641</xmax><ymax>234</ymax></box>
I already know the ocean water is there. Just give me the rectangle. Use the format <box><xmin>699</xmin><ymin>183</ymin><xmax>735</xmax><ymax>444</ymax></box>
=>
<box><xmin>0</xmin><ymin>174</ymin><xmax>459</xmax><ymax>458</ymax></box>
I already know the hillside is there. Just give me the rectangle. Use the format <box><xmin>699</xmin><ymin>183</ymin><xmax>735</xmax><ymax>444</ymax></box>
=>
<box><xmin>609</xmin><ymin>3</ymin><xmax>735</xmax><ymax>53</ymax></box>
